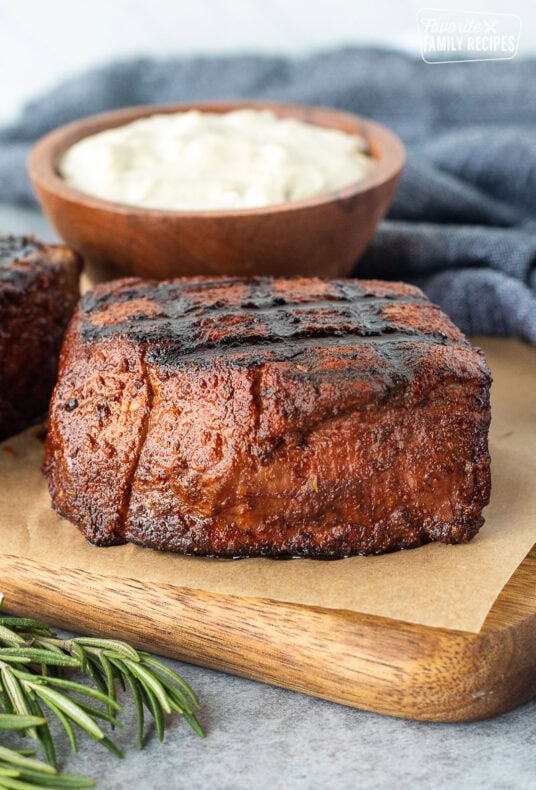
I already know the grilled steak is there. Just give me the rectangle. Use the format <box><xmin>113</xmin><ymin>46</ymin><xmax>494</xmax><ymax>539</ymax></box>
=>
<box><xmin>0</xmin><ymin>235</ymin><xmax>80</xmax><ymax>440</ymax></box>
<box><xmin>45</xmin><ymin>276</ymin><xmax>491</xmax><ymax>557</ymax></box>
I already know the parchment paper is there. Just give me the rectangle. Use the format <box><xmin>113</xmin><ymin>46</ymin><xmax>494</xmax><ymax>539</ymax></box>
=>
<box><xmin>0</xmin><ymin>338</ymin><xmax>534</xmax><ymax>633</ymax></box>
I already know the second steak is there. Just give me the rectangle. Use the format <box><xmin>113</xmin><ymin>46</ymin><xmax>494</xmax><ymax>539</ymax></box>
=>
<box><xmin>0</xmin><ymin>235</ymin><xmax>80</xmax><ymax>440</ymax></box>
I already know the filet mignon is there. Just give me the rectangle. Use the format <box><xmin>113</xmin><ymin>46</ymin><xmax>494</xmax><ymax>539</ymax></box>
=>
<box><xmin>0</xmin><ymin>235</ymin><xmax>80</xmax><ymax>440</ymax></box>
<box><xmin>44</xmin><ymin>276</ymin><xmax>491</xmax><ymax>557</ymax></box>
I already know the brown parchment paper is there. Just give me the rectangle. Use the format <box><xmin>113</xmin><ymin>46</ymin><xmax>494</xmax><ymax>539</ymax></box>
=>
<box><xmin>0</xmin><ymin>338</ymin><xmax>535</xmax><ymax>633</ymax></box>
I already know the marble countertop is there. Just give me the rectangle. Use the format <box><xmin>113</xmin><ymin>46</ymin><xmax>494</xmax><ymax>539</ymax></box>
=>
<box><xmin>1</xmin><ymin>204</ymin><xmax>534</xmax><ymax>789</ymax></box>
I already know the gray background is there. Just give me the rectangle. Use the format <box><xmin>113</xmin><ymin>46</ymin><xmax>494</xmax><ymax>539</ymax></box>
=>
<box><xmin>2</xmin><ymin>205</ymin><xmax>535</xmax><ymax>788</ymax></box>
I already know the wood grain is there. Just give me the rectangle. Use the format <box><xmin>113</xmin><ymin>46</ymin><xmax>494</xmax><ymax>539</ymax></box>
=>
<box><xmin>1</xmin><ymin>545</ymin><xmax>534</xmax><ymax>723</ymax></box>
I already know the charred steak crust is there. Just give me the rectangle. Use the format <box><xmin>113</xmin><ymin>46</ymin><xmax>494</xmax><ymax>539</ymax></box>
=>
<box><xmin>45</xmin><ymin>277</ymin><xmax>491</xmax><ymax>557</ymax></box>
<box><xmin>0</xmin><ymin>235</ymin><xmax>80</xmax><ymax>440</ymax></box>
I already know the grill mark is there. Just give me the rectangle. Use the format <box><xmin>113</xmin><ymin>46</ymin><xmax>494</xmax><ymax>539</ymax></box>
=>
<box><xmin>334</xmin><ymin>279</ymin><xmax>362</xmax><ymax>302</ymax></box>
<box><xmin>79</xmin><ymin>279</ymin><xmax>465</xmax><ymax>371</ymax></box>
<box><xmin>144</xmin><ymin>331</ymin><xmax>468</xmax><ymax>369</ymax></box>
<box><xmin>242</xmin><ymin>277</ymin><xmax>281</xmax><ymax>307</ymax></box>
<box><xmin>81</xmin><ymin>296</ymin><xmax>433</xmax><ymax>343</ymax></box>
<box><xmin>172</xmin><ymin>276</ymin><xmax>253</xmax><ymax>292</ymax></box>
<box><xmin>199</xmin><ymin>292</ymin><xmax>425</xmax><ymax>316</ymax></box>
<box><xmin>82</xmin><ymin>293</ymin><xmax>427</xmax><ymax>330</ymax></box>
<box><xmin>82</xmin><ymin>278</ymin><xmax>425</xmax><ymax>316</ymax></box>
<box><xmin>82</xmin><ymin>277</ymin><xmax>255</xmax><ymax>313</ymax></box>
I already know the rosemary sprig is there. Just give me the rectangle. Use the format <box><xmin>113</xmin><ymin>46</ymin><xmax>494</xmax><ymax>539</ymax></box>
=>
<box><xmin>0</xmin><ymin>595</ymin><xmax>203</xmax><ymax>788</ymax></box>
<box><xmin>0</xmin><ymin>723</ymin><xmax>95</xmax><ymax>787</ymax></box>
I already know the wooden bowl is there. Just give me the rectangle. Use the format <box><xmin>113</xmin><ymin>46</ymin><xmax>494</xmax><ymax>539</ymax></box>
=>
<box><xmin>28</xmin><ymin>101</ymin><xmax>405</xmax><ymax>281</ymax></box>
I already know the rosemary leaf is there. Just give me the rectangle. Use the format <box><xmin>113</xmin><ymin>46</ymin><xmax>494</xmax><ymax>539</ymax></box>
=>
<box><xmin>0</xmin><ymin>777</ymin><xmax>92</xmax><ymax>790</ymax></box>
<box><xmin>26</xmin><ymin>686</ymin><xmax>104</xmax><ymax>742</ymax></box>
<box><xmin>25</xmin><ymin>698</ymin><xmax>56</xmax><ymax>769</ymax></box>
<box><xmin>3</xmin><ymin>768</ymin><xmax>95</xmax><ymax>788</ymax></box>
<box><xmin>38</xmin><ymin>700</ymin><xmax>77</xmax><ymax>754</ymax></box>
<box><xmin>30</xmin><ymin>642</ymin><xmax>65</xmax><ymax>659</ymax></box>
<box><xmin>78</xmin><ymin>657</ymin><xmax>107</xmax><ymax>698</ymax></box>
<box><xmin>0</xmin><ymin>679</ymin><xmax>13</xmax><ymax>713</ymax></box>
<box><xmin>68</xmin><ymin>647</ymin><xmax>86</xmax><ymax>676</ymax></box>
<box><xmin>98</xmin><ymin>736</ymin><xmax>124</xmax><ymax>760</ymax></box>
<box><xmin>0</xmin><ymin>620</ymin><xmax>53</xmax><ymax>636</ymax></box>
<box><xmin>0</xmin><ymin>747</ymin><xmax>55</xmax><ymax>774</ymax></box>
<box><xmin>0</xmin><ymin>669</ymin><xmax>35</xmax><ymax>735</ymax></box>
<box><xmin>0</xmin><ymin>652</ymin><xmax>78</xmax><ymax>669</ymax></box>
<box><xmin>123</xmin><ymin>661</ymin><xmax>171</xmax><ymax>715</ymax></box>
<box><xmin>0</xmin><ymin>718</ymin><xmax>45</xmax><ymax>731</ymax></box>
<box><xmin>145</xmin><ymin>667</ymin><xmax>204</xmax><ymax>736</ymax></box>
<box><xmin>73</xmin><ymin>640</ymin><xmax>139</xmax><ymax>662</ymax></box>
<box><xmin>0</xmin><ymin>776</ymin><xmax>32</xmax><ymax>789</ymax></box>
<box><xmin>146</xmin><ymin>670</ymin><xmax>188</xmax><ymax>714</ymax></box>
<box><xmin>140</xmin><ymin>655</ymin><xmax>200</xmax><ymax>708</ymax></box>
<box><xmin>95</xmin><ymin>654</ymin><xmax>115</xmax><ymax>719</ymax></box>
<box><xmin>19</xmin><ymin>677</ymin><xmax>121</xmax><ymax>712</ymax></box>
<box><xmin>108</xmin><ymin>661</ymin><xmax>144</xmax><ymax>748</ymax></box>
<box><xmin>74</xmin><ymin>702</ymin><xmax>122</xmax><ymax>728</ymax></box>
<box><xmin>139</xmin><ymin>685</ymin><xmax>165</xmax><ymax>743</ymax></box>
<box><xmin>179</xmin><ymin>709</ymin><xmax>205</xmax><ymax>739</ymax></box>
<box><xmin>0</xmin><ymin>629</ymin><xmax>25</xmax><ymax>648</ymax></box>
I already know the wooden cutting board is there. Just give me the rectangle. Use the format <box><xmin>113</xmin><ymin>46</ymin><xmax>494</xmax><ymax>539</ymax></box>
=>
<box><xmin>1</xmin><ymin>545</ymin><xmax>534</xmax><ymax>723</ymax></box>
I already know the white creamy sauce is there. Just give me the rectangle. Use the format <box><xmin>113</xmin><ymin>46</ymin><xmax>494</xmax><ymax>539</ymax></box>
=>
<box><xmin>59</xmin><ymin>109</ymin><xmax>375</xmax><ymax>211</ymax></box>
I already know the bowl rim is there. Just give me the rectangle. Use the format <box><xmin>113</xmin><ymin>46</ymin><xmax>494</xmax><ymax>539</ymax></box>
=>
<box><xmin>28</xmin><ymin>100</ymin><xmax>405</xmax><ymax>219</ymax></box>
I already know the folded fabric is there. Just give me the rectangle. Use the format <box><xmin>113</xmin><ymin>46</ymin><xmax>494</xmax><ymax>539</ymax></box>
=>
<box><xmin>0</xmin><ymin>48</ymin><xmax>534</xmax><ymax>342</ymax></box>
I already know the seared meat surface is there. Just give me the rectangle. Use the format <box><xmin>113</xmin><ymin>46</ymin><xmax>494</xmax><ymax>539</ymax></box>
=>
<box><xmin>0</xmin><ymin>235</ymin><xmax>80</xmax><ymax>440</ymax></box>
<box><xmin>45</xmin><ymin>277</ymin><xmax>491</xmax><ymax>557</ymax></box>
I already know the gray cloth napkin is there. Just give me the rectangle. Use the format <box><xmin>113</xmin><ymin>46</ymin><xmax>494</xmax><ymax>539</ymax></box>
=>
<box><xmin>1</xmin><ymin>48</ymin><xmax>535</xmax><ymax>343</ymax></box>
